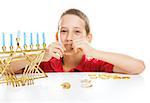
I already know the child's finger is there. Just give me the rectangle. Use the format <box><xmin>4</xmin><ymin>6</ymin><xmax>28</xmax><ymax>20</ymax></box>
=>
<box><xmin>53</xmin><ymin>48</ymin><xmax>63</xmax><ymax>57</ymax></box>
<box><xmin>51</xmin><ymin>42</ymin><xmax>62</xmax><ymax>48</ymax></box>
<box><xmin>57</xmin><ymin>42</ymin><xmax>66</xmax><ymax>51</ymax></box>
<box><xmin>61</xmin><ymin>44</ymin><xmax>66</xmax><ymax>51</ymax></box>
<box><xmin>72</xmin><ymin>42</ymin><xmax>83</xmax><ymax>53</ymax></box>
<box><xmin>74</xmin><ymin>47</ymin><xmax>82</xmax><ymax>53</ymax></box>
<box><xmin>54</xmin><ymin>45</ymin><xmax>64</xmax><ymax>54</ymax></box>
<box><xmin>49</xmin><ymin>42</ymin><xmax>64</xmax><ymax>54</ymax></box>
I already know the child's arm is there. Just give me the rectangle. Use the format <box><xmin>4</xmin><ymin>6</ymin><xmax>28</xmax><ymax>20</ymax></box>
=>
<box><xmin>9</xmin><ymin>42</ymin><xmax>64</xmax><ymax>73</ymax></box>
<box><xmin>10</xmin><ymin>59</ymin><xmax>28</xmax><ymax>73</ymax></box>
<box><xmin>91</xmin><ymin>49</ymin><xmax>145</xmax><ymax>74</ymax></box>
<box><xmin>73</xmin><ymin>38</ymin><xmax>145</xmax><ymax>74</ymax></box>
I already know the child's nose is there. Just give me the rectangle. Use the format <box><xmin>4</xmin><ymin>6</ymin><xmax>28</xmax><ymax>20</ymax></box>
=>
<box><xmin>66</xmin><ymin>33</ymin><xmax>73</xmax><ymax>41</ymax></box>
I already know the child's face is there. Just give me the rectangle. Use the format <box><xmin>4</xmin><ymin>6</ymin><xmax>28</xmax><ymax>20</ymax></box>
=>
<box><xmin>58</xmin><ymin>14</ymin><xmax>88</xmax><ymax>55</ymax></box>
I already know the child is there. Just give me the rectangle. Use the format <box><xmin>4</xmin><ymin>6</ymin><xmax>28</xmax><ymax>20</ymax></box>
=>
<box><xmin>12</xmin><ymin>8</ymin><xmax>145</xmax><ymax>74</ymax></box>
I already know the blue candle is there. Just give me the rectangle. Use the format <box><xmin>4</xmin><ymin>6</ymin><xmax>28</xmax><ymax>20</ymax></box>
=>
<box><xmin>23</xmin><ymin>32</ymin><xmax>26</xmax><ymax>45</ymax></box>
<box><xmin>42</xmin><ymin>32</ymin><xmax>45</xmax><ymax>44</ymax></box>
<box><xmin>10</xmin><ymin>34</ymin><xmax>13</xmax><ymax>46</ymax></box>
<box><xmin>30</xmin><ymin>32</ymin><xmax>33</xmax><ymax>45</ymax></box>
<box><xmin>36</xmin><ymin>32</ymin><xmax>39</xmax><ymax>44</ymax></box>
<box><xmin>2</xmin><ymin>32</ymin><xmax>5</xmax><ymax>46</ymax></box>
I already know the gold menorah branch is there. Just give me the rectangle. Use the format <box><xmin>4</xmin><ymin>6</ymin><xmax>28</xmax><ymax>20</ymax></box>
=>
<box><xmin>0</xmin><ymin>37</ymin><xmax>47</xmax><ymax>87</ymax></box>
<box><xmin>2</xmin><ymin>46</ymin><xmax>6</xmax><ymax>52</ymax></box>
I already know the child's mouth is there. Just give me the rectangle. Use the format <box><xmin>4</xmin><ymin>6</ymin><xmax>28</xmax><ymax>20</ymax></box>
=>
<box><xmin>65</xmin><ymin>44</ymin><xmax>73</xmax><ymax>52</ymax></box>
<box><xmin>63</xmin><ymin>41</ymin><xmax>75</xmax><ymax>55</ymax></box>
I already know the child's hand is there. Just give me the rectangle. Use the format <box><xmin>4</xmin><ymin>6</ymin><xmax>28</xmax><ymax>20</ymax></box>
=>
<box><xmin>42</xmin><ymin>42</ymin><xmax>66</xmax><ymax>61</ymax></box>
<box><xmin>72</xmin><ymin>38</ymin><xmax>94</xmax><ymax>57</ymax></box>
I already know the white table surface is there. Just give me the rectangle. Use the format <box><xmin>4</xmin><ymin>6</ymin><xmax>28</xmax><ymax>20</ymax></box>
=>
<box><xmin>0</xmin><ymin>72</ymin><xmax>149</xmax><ymax>103</ymax></box>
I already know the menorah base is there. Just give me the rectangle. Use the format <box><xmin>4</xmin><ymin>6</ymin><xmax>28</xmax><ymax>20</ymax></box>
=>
<box><xmin>0</xmin><ymin>49</ymin><xmax>48</xmax><ymax>87</ymax></box>
<box><xmin>0</xmin><ymin>74</ymin><xmax>48</xmax><ymax>87</ymax></box>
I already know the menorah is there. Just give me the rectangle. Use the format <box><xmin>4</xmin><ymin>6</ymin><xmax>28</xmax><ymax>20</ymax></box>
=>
<box><xmin>0</xmin><ymin>32</ymin><xmax>48</xmax><ymax>87</ymax></box>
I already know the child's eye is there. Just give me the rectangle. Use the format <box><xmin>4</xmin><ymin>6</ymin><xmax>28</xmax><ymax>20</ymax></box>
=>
<box><xmin>75</xmin><ymin>31</ymin><xmax>80</xmax><ymax>33</ymax></box>
<box><xmin>74</xmin><ymin>30</ymin><xmax>81</xmax><ymax>36</ymax></box>
<box><xmin>61</xmin><ymin>30</ymin><xmax>67</xmax><ymax>32</ymax></box>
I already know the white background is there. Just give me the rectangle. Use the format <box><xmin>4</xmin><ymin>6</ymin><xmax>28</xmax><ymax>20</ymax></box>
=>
<box><xmin>0</xmin><ymin>0</ymin><xmax>150</xmax><ymax>103</ymax></box>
